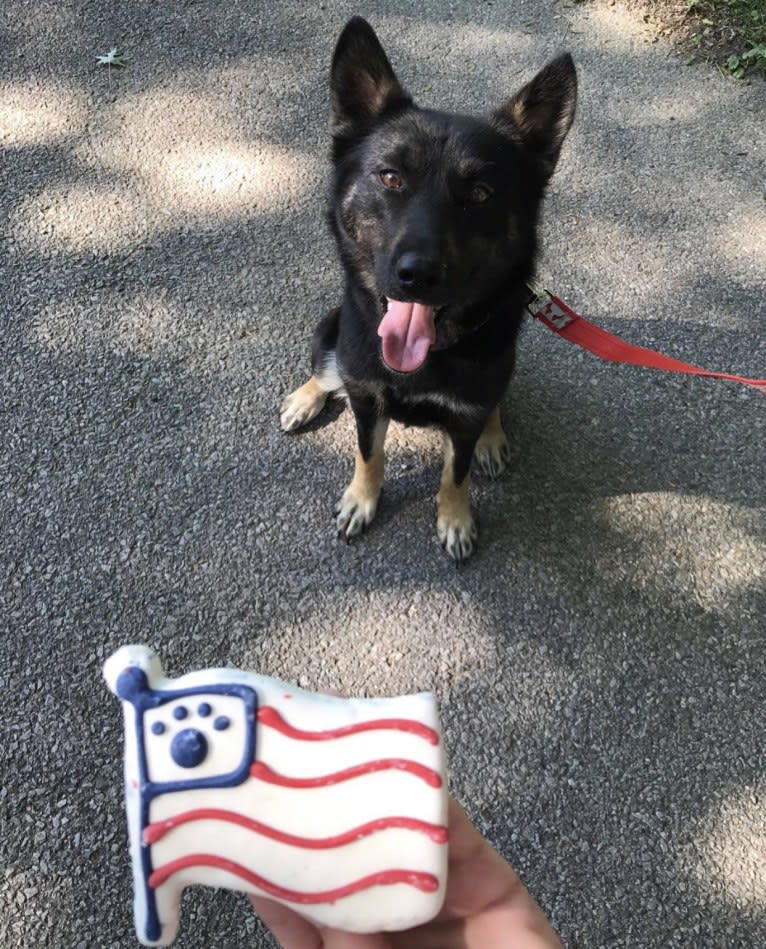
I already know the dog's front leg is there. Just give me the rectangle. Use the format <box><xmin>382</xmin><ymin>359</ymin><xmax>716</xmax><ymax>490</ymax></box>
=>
<box><xmin>474</xmin><ymin>405</ymin><xmax>515</xmax><ymax>478</ymax></box>
<box><xmin>437</xmin><ymin>430</ymin><xmax>479</xmax><ymax>562</ymax></box>
<box><xmin>335</xmin><ymin>397</ymin><xmax>388</xmax><ymax>541</ymax></box>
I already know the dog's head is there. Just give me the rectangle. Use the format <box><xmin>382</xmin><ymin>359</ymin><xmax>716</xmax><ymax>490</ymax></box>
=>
<box><xmin>329</xmin><ymin>17</ymin><xmax>577</xmax><ymax>373</ymax></box>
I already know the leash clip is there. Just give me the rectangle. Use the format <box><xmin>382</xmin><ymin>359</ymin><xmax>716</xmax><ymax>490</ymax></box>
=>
<box><xmin>544</xmin><ymin>299</ymin><xmax>575</xmax><ymax>331</ymax></box>
<box><xmin>525</xmin><ymin>284</ymin><xmax>575</xmax><ymax>331</ymax></box>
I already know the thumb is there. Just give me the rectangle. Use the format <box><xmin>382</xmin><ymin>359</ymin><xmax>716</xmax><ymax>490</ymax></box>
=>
<box><xmin>249</xmin><ymin>895</ymin><xmax>322</xmax><ymax>948</ymax></box>
<box><xmin>250</xmin><ymin>896</ymin><xmax>393</xmax><ymax>949</ymax></box>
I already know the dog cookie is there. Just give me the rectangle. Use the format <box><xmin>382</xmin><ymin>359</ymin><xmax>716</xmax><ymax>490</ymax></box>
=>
<box><xmin>104</xmin><ymin>645</ymin><xmax>448</xmax><ymax>946</ymax></box>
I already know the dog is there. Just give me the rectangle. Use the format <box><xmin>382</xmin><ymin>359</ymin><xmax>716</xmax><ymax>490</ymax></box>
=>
<box><xmin>281</xmin><ymin>16</ymin><xmax>577</xmax><ymax>561</ymax></box>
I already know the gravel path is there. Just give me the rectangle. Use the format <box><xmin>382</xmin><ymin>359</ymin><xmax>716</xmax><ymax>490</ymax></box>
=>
<box><xmin>1</xmin><ymin>1</ymin><xmax>764</xmax><ymax>946</ymax></box>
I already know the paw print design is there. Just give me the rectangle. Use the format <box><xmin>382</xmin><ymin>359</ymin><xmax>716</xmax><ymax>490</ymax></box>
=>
<box><xmin>142</xmin><ymin>690</ymin><xmax>255</xmax><ymax>789</ymax></box>
<box><xmin>149</xmin><ymin>701</ymin><xmax>233</xmax><ymax>770</ymax></box>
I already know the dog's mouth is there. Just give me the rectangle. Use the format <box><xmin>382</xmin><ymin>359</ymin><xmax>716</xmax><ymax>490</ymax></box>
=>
<box><xmin>377</xmin><ymin>297</ymin><xmax>445</xmax><ymax>373</ymax></box>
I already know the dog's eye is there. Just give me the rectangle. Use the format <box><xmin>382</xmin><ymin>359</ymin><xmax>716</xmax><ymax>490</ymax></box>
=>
<box><xmin>380</xmin><ymin>169</ymin><xmax>404</xmax><ymax>190</ymax></box>
<box><xmin>469</xmin><ymin>183</ymin><xmax>492</xmax><ymax>204</ymax></box>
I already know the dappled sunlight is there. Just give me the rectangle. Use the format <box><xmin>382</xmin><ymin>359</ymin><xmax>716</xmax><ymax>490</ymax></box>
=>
<box><xmin>388</xmin><ymin>15</ymin><xmax>535</xmax><ymax>64</ymax></box>
<box><xmin>13</xmin><ymin>181</ymin><xmax>149</xmax><ymax>253</ymax></box>
<box><xmin>156</xmin><ymin>141</ymin><xmax>303</xmax><ymax>213</ymax></box>
<box><xmin>608</xmin><ymin>86</ymin><xmax>717</xmax><ymax>127</ymax></box>
<box><xmin>383</xmin><ymin>16</ymin><xmax>537</xmax><ymax>107</ymax></box>
<box><xmin>86</xmin><ymin>86</ymin><xmax>313</xmax><ymax>214</ymax></box>
<box><xmin>594</xmin><ymin>493</ymin><xmax>765</xmax><ymax>610</ymax></box>
<box><xmin>239</xmin><ymin>589</ymin><xmax>500</xmax><ymax>697</ymax></box>
<box><xmin>0</xmin><ymin>79</ymin><xmax>86</xmax><ymax>146</ymax></box>
<box><xmin>567</xmin><ymin>217</ymin><xmax>680</xmax><ymax>302</ymax></box>
<box><xmin>576</xmin><ymin>2</ymin><xmax>655</xmax><ymax>54</ymax></box>
<box><xmin>10</xmin><ymin>82</ymin><xmax>313</xmax><ymax>254</ymax></box>
<box><xmin>687</xmin><ymin>786</ymin><xmax>766</xmax><ymax>910</ymax></box>
<box><xmin>715</xmin><ymin>208</ymin><xmax>766</xmax><ymax>274</ymax></box>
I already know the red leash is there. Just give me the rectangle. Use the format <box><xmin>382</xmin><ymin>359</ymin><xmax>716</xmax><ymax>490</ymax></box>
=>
<box><xmin>526</xmin><ymin>286</ymin><xmax>766</xmax><ymax>393</ymax></box>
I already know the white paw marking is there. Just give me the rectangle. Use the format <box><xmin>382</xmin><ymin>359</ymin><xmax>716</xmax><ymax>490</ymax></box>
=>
<box><xmin>280</xmin><ymin>388</ymin><xmax>327</xmax><ymax>432</ymax></box>
<box><xmin>436</xmin><ymin>510</ymin><xmax>478</xmax><ymax>562</ymax></box>
<box><xmin>335</xmin><ymin>485</ymin><xmax>379</xmax><ymax>540</ymax></box>
<box><xmin>474</xmin><ymin>429</ymin><xmax>515</xmax><ymax>478</ymax></box>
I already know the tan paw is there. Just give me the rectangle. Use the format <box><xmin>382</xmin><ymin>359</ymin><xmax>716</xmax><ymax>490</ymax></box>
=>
<box><xmin>280</xmin><ymin>379</ymin><xmax>328</xmax><ymax>432</ymax></box>
<box><xmin>436</xmin><ymin>483</ymin><xmax>477</xmax><ymax>562</ymax></box>
<box><xmin>335</xmin><ymin>482</ymin><xmax>380</xmax><ymax>540</ymax></box>
<box><xmin>474</xmin><ymin>427</ymin><xmax>515</xmax><ymax>478</ymax></box>
<box><xmin>436</xmin><ymin>509</ymin><xmax>477</xmax><ymax>562</ymax></box>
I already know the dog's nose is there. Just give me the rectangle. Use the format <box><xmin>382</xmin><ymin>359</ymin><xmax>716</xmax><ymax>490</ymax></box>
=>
<box><xmin>396</xmin><ymin>253</ymin><xmax>442</xmax><ymax>291</ymax></box>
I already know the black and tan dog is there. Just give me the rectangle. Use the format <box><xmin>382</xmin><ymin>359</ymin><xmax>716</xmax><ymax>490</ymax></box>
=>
<box><xmin>281</xmin><ymin>17</ymin><xmax>577</xmax><ymax>561</ymax></box>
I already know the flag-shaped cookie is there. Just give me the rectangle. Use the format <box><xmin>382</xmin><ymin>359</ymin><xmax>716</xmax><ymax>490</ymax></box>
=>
<box><xmin>104</xmin><ymin>646</ymin><xmax>448</xmax><ymax>946</ymax></box>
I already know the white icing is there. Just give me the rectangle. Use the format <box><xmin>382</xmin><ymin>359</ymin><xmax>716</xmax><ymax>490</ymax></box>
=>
<box><xmin>143</xmin><ymin>694</ymin><xmax>250</xmax><ymax>784</ymax></box>
<box><xmin>256</xmin><ymin>720</ymin><xmax>444</xmax><ymax>777</ymax></box>
<box><xmin>104</xmin><ymin>645</ymin><xmax>448</xmax><ymax>947</ymax></box>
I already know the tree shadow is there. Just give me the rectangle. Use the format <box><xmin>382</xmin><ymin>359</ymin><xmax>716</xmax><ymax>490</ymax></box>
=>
<box><xmin>1</xmin><ymin>1</ymin><xmax>764</xmax><ymax>947</ymax></box>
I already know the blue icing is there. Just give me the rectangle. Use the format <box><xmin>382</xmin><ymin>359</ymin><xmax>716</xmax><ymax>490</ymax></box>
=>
<box><xmin>170</xmin><ymin>728</ymin><xmax>208</xmax><ymax>768</ymax></box>
<box><xmin>115</xmin><ymin>667</ymin><xmax>149</xmax><ymax>702</ymax></box>
<box><xmin>197</xmin><ymin>702</ymin><xmax>212</xmax><ymax>717</ymax></box>
<box><xmin>150</xmin><ymin>722</ymin><xmax>166</xmax><ymax>736</ymax></box>
<box><xmin>213</xmin><ymin>715</ymin><xmax>230</xmax><ymax>731</ymax></box>
<box><xmin>173</xmin><ymin>705</ymin><xmax>188</xmax><ymax>720</ymax></box>
<box><xmin>114</xmin><ymin>665</ymin><xmax>257</xmax><ymax>944</ymax></box>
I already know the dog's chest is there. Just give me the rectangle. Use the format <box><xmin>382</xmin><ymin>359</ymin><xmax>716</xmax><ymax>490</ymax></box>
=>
<box><xmin>381</xmin><ymin>384</ymin><xmax>487</xmax><ymax>427</ymax></box>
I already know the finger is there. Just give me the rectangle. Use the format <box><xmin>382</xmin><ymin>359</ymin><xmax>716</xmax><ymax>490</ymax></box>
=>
<box><xmin>389</xmin><ymin>920</ymin><xmax>463</xmax><ymax>949</ymax></box>
<box><xmin>394</xmin><ymin>909</ymin><xmax>561</xmax><ymax>949</ymax></box>
<box><xmin>441</xmin><ymin>796</ymin><xmax>515</xmax><ymax>913</ymax></box>
<box><xmin>250</xmin><ymin>896</ymin><xmax>396</xmax><ymax>949</ymax></box>
<box><xmin>440</xmin><ymin>798</ymin><xmax>562</xmax><ymax>945</ymax></box>
<box><xmin>321</xmin><ymin>928</ymin><xmax>393</xmax><ymax>949</ymax></box>
<box><xmin>464</xmin><ymin>903</ymin><xmax>563</xmax><ymax>949</ymax></box>
<box><xmin>249</xmin><ymin>895</ymin><xmax>322</xmax><ymax>949</ymax></box>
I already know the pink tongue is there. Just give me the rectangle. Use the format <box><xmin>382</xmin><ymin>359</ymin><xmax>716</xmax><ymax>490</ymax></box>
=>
<box><xmin>378</xmin><ymin>299</ymin><xmax>436</xmax><ymax>372</ymax></box>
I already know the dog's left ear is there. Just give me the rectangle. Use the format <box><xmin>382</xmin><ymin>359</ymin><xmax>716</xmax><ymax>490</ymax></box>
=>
<box><xmin>331</xmin><ymin>17</ymin><xmax>412</xmax><ymax>138</ymax></box>
<box><xmin>494</xmin><ymin>53</ymin><xmax>577</xmax><ymax>178</ymax></box>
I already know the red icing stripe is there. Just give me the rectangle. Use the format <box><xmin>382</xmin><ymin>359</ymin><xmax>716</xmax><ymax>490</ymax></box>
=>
<box><xmin>258</xmin><ymin>706</ymin><xmax>439</xmax><ymax>745</ymax></box>
<box><xmin>143</xmin><ymin>809</ymin><xmax>448</xmax><ymax>847</ymax></box>
<box><xmin>148</xmin><ymin>854</ymin><xmax>439</xmax><ymax>902</ymax></box>
<box><xmin>250</xmin><ymin>759</ymin><xmax>442</xmax><ymax>789</ymax></box>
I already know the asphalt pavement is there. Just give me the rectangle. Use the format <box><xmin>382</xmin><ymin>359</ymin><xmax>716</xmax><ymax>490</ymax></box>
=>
<box><xmin>1</xmin><ymin>1</ymin><xmax>764</xmax><ymax>946</ymax></box>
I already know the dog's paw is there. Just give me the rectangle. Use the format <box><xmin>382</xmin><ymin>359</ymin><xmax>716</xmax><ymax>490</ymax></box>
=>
<box><xmin>280</xmin><ymin>380</ymin><xmax>328</xmax><ymax>432</ymax></box>
<box><xmin>474</xmin><ymin>428</ymin><xmax>516</xmax><ymax>478</ymax></box>
<box><xmin>436</xmin><ymin>508</ymin><xmax>478</xmax><ymax>562</ymax></box>
<box><xmin>335</xmin><ymin>484</ymin><xmax>379</xmax><ymax>541</ymax></box>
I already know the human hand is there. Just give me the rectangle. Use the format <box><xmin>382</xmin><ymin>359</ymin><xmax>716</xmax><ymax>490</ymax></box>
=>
<box><xmin>250</xmin><ymin>795</ymin><xmax>562</xmax><ymax>948</ymax></box>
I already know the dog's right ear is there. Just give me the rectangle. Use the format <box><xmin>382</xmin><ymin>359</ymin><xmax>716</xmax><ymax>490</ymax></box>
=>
<box><xmin>331</xmin><ymin>17</ymin><xmax>412</xmax><ymax>138</ymax></box>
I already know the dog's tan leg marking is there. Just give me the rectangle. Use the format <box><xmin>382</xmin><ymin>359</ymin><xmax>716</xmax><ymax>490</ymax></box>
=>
<box><xmin>474</xmin><ymin>405</ymin><xmax>513</xmax><ymax>478</ymax></box>
<box><xmin>280</xmin><ymin>377</ymin><xmax>329</xmax><ymax>432</ymax></box>
<box><xmin>437</xmin><ymin>437</ymin><xmax>477</xmax><ymax>562</ymax></box>
<box><xmin>336</xmin><ymin>418</ymin><xmax>389</xmax><ymax>539</ymax></box>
